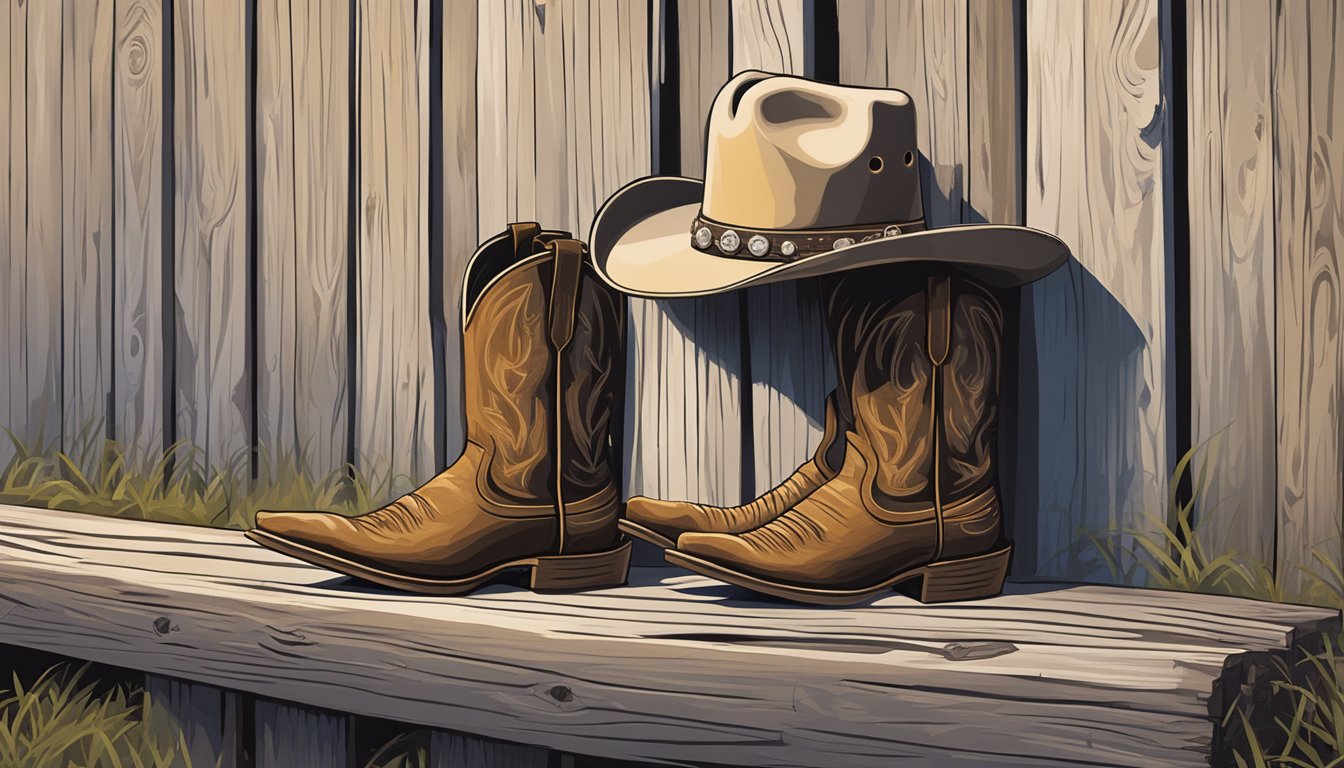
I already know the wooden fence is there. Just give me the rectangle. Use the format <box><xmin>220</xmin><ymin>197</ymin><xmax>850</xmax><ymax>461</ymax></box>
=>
<box><xmin>0</xmin><ymin>0</ymin><xmax>1340</xmax><ymax>586</ymax></box>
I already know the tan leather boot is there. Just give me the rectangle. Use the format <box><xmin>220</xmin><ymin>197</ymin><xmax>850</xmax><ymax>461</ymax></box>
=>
<box><xmin>247</xmin><ymin>224</ymin><xmax>630</xmax><ymax>595</ymax></box>
<box><xmin>667</xmin><ymin>267</ymin><xmax>1011</xmax><ymax>605</ymax></box>
<box><xmin>619</xmin><ymin>390</ymin><xmax>849</xmax><ymax>548</ymax></box>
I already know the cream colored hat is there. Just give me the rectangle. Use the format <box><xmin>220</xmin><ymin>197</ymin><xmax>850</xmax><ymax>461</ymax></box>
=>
<box><xmin>590</xmin><ymin>71</ymin><xmax>1070</xmax><ymax>297</ymax></box>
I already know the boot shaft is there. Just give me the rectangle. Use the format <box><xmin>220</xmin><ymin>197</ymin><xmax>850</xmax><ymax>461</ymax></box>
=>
<box><xmin>820</xmin><ymin>266</ymin><xmax>1004</xmax><ymax>545</ymax></box>
<box><xmin>461</xmin><ymin>225</ymin><xmax>625</xmax><ymax>508</ymax></box>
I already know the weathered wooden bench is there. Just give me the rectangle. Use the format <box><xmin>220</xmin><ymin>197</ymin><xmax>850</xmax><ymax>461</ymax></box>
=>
<box><xmin>0</xmin><ymin>504</ymin><xmax>1336</xmax><ymax>767</ymax></box>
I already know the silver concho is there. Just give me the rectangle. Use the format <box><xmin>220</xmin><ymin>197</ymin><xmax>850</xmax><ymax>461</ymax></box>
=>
<box><xmin>747</xmin><ymin>235</ymin><xmax>770</xmax><ymax>257</ymax></box>
<box><xmin>883</xmin><ymin>225</ymin><xmax>903</xmax><ymax>237</ymax></box>
<box><xmin>832</xmin><ymin>237</ymin><xmax>855</xmax><ymax>250</ymax></box>
<box><xmin>694</xmin><ymin>226</ymin><xmax>713</xmax><ymax>249</ymax></box>
<box><xmin>718</xmin><ymin>229</ymin><xmax>741</xmax><ymax>254</ymax></box>
<box><xmin>779</xmin><ymin>240</ymin><xmax>797</xmax><ymax>257</ymax></box>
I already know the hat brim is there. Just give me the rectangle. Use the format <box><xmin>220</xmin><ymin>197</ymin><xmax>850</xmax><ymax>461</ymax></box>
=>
<box><xmin>590</xmin><ymin>176</ymin><xmax>1072</xmax><ymax>298</ymax></box>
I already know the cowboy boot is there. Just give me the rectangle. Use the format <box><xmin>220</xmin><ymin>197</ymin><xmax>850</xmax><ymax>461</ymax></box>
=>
<box><xmin>667</xmin><ymin>266</ymin><xmax>1011</xmax><ymax>605</ymax></box>
<box><xmin>619</xmin><ymin>390</ymin><xmax>849</xmax><ymax>548</ymax></box>
<box><xmin>247</xmin><ymin>223</ymin><xmax>630</xmax><ymax>595</ymax></box>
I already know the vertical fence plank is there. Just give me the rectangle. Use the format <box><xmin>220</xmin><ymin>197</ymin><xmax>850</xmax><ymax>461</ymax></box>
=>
<box><xmin>474</xmin><ymin>0</ymin><xmax>537</xmax><ymax>235</ymax></box>
<box><xmin>968</xmin><ymin>0</ymin><xmax>1023</xmax><ymax>228</ymax></box>
<box><xmin>144</xmin><ymin>676</ymin><xmax>240</xmax><ymax>768</ymax></box>
<box><xmin>625</xmin><ymin>0</ymin><xmax>742</xmax><ymax>507</ymax></box>
<box><xmin>113</xmin><ymin>0</ymin><xmax>168</xmax><ymax>460</ymax></box>
<box><xmin>917</xmin><ymin>0</ymin><xmax>969</xmax><ymax>226</ymax></box>
<box><xmin>1187</xmin><ymin>0</ymin><xmax>1276</xmax><ymax>566</ymax></box>
<box><xmin>475</xmin><ymin>0</ymin><xmax>507</xmax><ymax>237</ymax></box>
<box><xmin>1275</xmin><ymin>0</ymin><xmax>1344</xmax><ymax>594</ymax></box>
<box><xmin>256</xmin><ymin>0</ymin><xmax>299</xmax><ymax>470</ymax></box>
<box><xmin>732</xmin><ymin>0</ymin><xmax>836</xmax><ymax>497</ymax></box>
<box><xmin>256</xmin><ymin>0</ymin><xmax>350</xmax><ymax>478</ymax></box>
<box><xmin>673</xmin><ymin>0</ymin><xmax>728</xmax><ymax>177</ymax></box>
<box><xmin>356</xmin><ymin>0</ymin><xmax>435</xmax><ymax>491</ymax></box>
<box><xmin>61</xmin><ymin>0</ymin><xmax>115</xmax><ymax>463</ymax></box>
<box><xmin>20</xmin><ymin>0</ymin><xmax>63</xmax><ymax>456</ymax></box>
<box><xmin>1023</xmin><ymin>0</ymin><xmax>1174</xmax><ymax>581</ymax></box>
<box><xmin>174</xmin><ymin>0</ymin><xmax>251</xmax><ymax>472</ymax></box>
<box><xmin>0</xmin><ymin>0</ymin><xmax>12</xmax><ymax>467</ymax></box>
<box><xmin>429</xmin><ymin>731</ymin><xmax>550</xmax><ymax>768</ymax></box>
<box><xmin>533</xmin><ymin>0</ymin><xmax>572</xmax><ymax>231</ymax></box>
<box><xmin>440</xmin><ymin>0</ymin><xmax>477</xmax><ymax>462</ymax></box>
<box><xmin>254</xmin><ymin>701</ymin><xmax>351</xmax><ymax>768</ymax></box>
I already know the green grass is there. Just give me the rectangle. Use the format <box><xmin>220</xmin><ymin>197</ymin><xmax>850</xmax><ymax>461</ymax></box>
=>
<box><xmin>1090</xmin><ymin>436</ymin><xmax>1344</xmax><ymax>766</ymax></box>
<box><xmin>0</xmin><ymin>664</ymin><xmax>191</xmax><ymax>768</ymax></box>
<box><xmin>0</xmin><ymin>430</ymin><xmax>395</xmax><ymax>530</ymax></box>
<box><xmin>0</xmin><ymin>663</ymin><xmax>428</xmax><ymax>768</ymax></box>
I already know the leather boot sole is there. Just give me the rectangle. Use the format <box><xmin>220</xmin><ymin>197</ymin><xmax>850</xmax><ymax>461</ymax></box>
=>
<box><xmin>664</xmin><ymin>544</ymin><xmax>1012</xmax><ymax>606</ymax></box>
<box><xmin>617</xmin><ymin>519</ymin><xmax>677</xmax><ymax>550</ymax></box>
<box><xmin>246</xmin><ymin>529</ymin><xmax>632</xmax><ymax>595</ymax></box>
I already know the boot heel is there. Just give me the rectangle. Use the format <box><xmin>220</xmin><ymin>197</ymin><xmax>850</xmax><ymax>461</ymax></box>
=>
<box><xmin>530</xmin><ymin>540</ymin><xmax>632</xmax><ymax>591</ymax></box>
<box><xmin>913</xmin><ymin>545</ymin><xmax>1012</xmax><ymax>603</ymax></box>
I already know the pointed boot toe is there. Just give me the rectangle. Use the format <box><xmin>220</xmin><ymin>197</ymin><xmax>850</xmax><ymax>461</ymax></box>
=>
<box><xmin>674</xmin><ymin>531</ymin><xmax>750</xmax><ymax>562</ymax></box>
<box><xmin>620</xmin><ymin>497</ymin><xmax>704</xmax><ymax>549</ymax></box>
<box><xmin>255</xmin><ymin>509</ymin><xmax>346</xmax><ymax>539</ymax></box>
<box><xmin>250</xmin><ymin>510</ymin><xmax>361</xmax><ymax>558</ymax></box>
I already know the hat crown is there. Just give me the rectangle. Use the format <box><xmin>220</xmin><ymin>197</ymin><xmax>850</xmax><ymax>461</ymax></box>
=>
<box><xmin>701</xmin><ymin>72</ymin><xmax>924</xmax><ymax>230</ymax></box>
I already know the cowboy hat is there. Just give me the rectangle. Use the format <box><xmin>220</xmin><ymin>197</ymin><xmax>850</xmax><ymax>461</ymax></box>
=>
<box><xmin>590</xmin><ymin>71</ymin><xmax>1070</xmax><ymax>298</ymax></box>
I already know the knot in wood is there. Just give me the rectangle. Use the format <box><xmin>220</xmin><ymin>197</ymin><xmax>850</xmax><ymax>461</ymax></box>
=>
<box><xmin>547</xmin><ymin>685</ymin><xmax>573</xmax><ymax>703</ymax></box>
<box><xmin>152</xmin><ymin>616</ymin><xmax>177</xmax><ymax>636</ymax></box>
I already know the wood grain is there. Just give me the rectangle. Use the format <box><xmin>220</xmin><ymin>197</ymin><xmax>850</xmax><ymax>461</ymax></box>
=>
<box><xmin>144</xmin><ymin>675</ymin><xmax>241</xmax><ymax>768</ymax></box>
<box><xmin>254</xmin><ymin>701</ymin><xmax>349</xmax><ymax>768</ymax></box>
<box><xmin>355</xmin><ymin>0</ymin><xmax>435</xmax><ymax>493</ymax></box>
<box><xmin>1022</xmin><ymin>0</ymin><xmax>1174</xmax><ymax>581</ymax></box>
<box><xmin>1187</xmin><ymin>0</ymin><xmax>1277</xmax><ymax>567</ymax></box>
<box><xmin>968</xmin><ymin>0</ymin><xmax>1023</xmax><ymax>227</ymax></box>
<box><xmin>173</xmin><ymin>0</ymin><xmax>251</xmax><ymax>471</ymax></box>
<box><xmin>625</xmin><ymin>0</ymin><xmax>741</xmax><ymax>506</ymax></box>
<box><xmin>256</xmin><ymin>0</ymin><xmax>350</xmax><ymax>478</ymax></box>
<box><xmin>1275</xmin><ymin>0</ymin><xmax>1344</xmax><ymax>594</ymax></box>
<box><xmin>732</xmin><ymin>0</ymin><xmax>835</xmax><ymax>496</ymax></box>
<box><xmin>474</xmin><ymin>0</ymin><xmax>508</xmax><ymax>237</ymax></box>
<box><xmin>21</xmin><ymin>0</ymin><xmax>63</xmax><ymax>453</ymax></box>
<box><xmin>0</xmin><ymin>0</ymin><xmax>15</xmax><ymax>468</ymax></box>
<box><xmin>440</xmin><ymin>0</ymin><xmax>478</xmax><ymax>463</ymax></box>
<box><xmin>0</xmin><ymin>506</ymin><xmax>1335</xmax><ymax>768</ymax></box>
<box><xmin>113</xmin><ymin>0</ymin><xmax>168</xmax><ymax>459</ymax></box>
<box><xmin>61</xmin><ymin>0</ymin><xmax>115</xmax><ymax>463</ymax></box>
<box><xmin>673</xmin><ymin>0</ymin><xmax>728</xmax><ymax>177</ymax></box>
<box><xmin>429</xmin><ymin>731</ymin><xmax>550</xmax><ymax>768</ymax></box>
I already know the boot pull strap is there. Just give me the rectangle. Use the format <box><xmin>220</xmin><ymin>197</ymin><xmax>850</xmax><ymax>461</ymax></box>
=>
<box><xmin>926</xmin><ymin>274</ymin><xmax>952</xmax><ymax>367</ymax></box>
<box><xmin>509</xmin><ymin>221</ymin><xmax>541</xmax><ymax>259</ymax></box>
<box><xmin>548</xmin><ymin>239</ymin><xmax>585</xmax><ymax>351</ymax></box>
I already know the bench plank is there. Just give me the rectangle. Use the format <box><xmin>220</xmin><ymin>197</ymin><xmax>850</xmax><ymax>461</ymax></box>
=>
<box><xmin>0</xmin><ymin>505</ymin><xmax>1336</xmax><ymax>767</ymax></box>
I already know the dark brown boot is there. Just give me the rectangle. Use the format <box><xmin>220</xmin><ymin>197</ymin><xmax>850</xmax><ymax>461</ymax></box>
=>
<box><xmin>620</xmin><ymin>391</ymin><xmax>849</xmax><ymax>548</ymax></box>
<box><xmin>247</xmin><ymin>224</ymin><xmax>630</xmax><ymax>595</ymax></box>
<box><xmin>668</xmin><ymin>267</ymin><xmax>1011</xmax><ymax>605</ymax></box>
